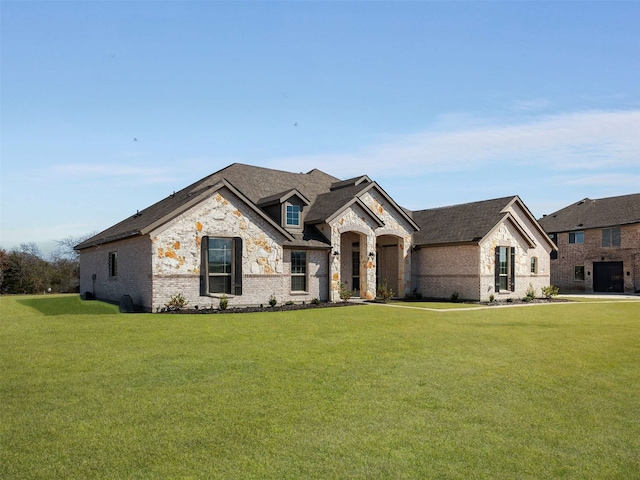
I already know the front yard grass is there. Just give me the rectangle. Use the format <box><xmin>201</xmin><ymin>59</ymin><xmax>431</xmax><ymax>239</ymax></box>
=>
<box><xmin>1</xmin><ymin>295</ymin><xmax>638</xmax><ymax>479</ymax></box>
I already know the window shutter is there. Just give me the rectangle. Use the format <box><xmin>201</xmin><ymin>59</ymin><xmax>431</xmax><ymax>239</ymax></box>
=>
<box><xmin>200</xmin><ymin>236</ymin><xmax>208</xmax><ymax>296</ymax></box>
<box><xmin>510</xmin><ymin>247</ymin><xmax>516</xmax><ymax>292</ymax></box>
<box><xmin>234</xmin><ymin>237</ymin><xmax>243</xmax><ymax>296</ymax></box>
<box><xmin>494</xmin><ymin>247</ymin><xmax>500</xmax><ymax>292</ymax></box>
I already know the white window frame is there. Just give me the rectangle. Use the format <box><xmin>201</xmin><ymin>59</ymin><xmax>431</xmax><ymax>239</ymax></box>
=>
<box><xmin>290</xmin><ymin>251</ymin><xmax>308</xmax><ymax>292</ymax></box>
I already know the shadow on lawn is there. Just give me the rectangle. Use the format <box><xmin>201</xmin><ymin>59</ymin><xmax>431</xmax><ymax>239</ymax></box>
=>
<box><xmin>17</xmin><ymin>296</ymin><xmax>118</xmax><ymax>316</ymax></box>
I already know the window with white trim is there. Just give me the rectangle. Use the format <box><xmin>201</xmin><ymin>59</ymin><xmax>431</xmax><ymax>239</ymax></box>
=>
<box><xmin>291</xmin><ymin>251</ymin><xmax>307</xmax><ymax>292</ymax></box>
<box><xmin>286</xmin><ymin>204</ymin><xmax>300</xmax><ymax>227</ymax></box>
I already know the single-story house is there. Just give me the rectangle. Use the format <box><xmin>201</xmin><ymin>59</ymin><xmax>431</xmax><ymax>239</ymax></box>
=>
<box><xmin>76</xmin><ymin>164</ymin><xmax>555</xmax><ymax>311</ymax></box>
<box><xmin>538</xmin><ymin>193</ymin><xmax>640</xmax><ymax>293</ymax></box>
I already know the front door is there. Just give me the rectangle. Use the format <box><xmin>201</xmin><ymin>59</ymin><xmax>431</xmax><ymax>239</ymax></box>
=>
<box><xmin>593</xmin><ymin>261</ymin><xmax>624</xmax><ymax>293</ymax></box>
<box><xmin>352</xmin><ymin>249</ymin><xmax>360</xmax><ymax>297</ymax></box>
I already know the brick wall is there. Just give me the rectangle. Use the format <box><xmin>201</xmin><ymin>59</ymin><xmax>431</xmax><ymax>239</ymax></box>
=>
<box><xmin>412</xmin><ymin>244</ymin><xmax>480</xmax><ymax>300</ymax></box>
<box><xmin>550</xmin><ymin>223</ymin><xmax>640</xmax><ymax>293</ymax></box>
<box><xmin>79</xmin><ymin>235</ymin><xmax>152</xmax><ymax>310</ymax></box>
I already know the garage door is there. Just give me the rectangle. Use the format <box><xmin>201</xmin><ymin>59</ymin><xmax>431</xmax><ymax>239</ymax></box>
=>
<box><xmin>593</xmin><ymin>262</ymin><xmax>624</xmax><ymax>293</ymax></box>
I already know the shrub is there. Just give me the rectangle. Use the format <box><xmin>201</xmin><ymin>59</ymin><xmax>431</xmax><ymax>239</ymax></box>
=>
<box><xmin>489</xmin><ymin>293</ymin><xmax>495</xmax><ymax>303</ymax></box>
<box><xmin>506</xmin><ymin>298</ymin><xmax>513</xmax><ymax>303</ymax></box>
<box><xmin>339</xmin><ymin>282</ymin><xmax>353</xmax><ymax>301</ymax></box>
<box><xmin>219</xmin><ymin>294</ymin><xmax>228</xmax><ymax>311</ymax></box>
<box><xmin>310</xmin><ymin>298</ymin><xmax>321</xmax><ymax>305</ymax></box>
<box><xmin>525</xmin><ymin>282</ymin><xmax>537</xmax><ymax>301</ymax></box>
<box><xmin>377</xmin><ymin>279</ymin><xmax>394</xmax><ymax>302</ymax></box>
<box><xmin>285</xmin><ymin>301</ymin><xmax>294</xmax><ymax>306</ymax></box>
<box><xmin>450</xmin><ymin>292</ymin><xmax>459</xmax><ymax>303</ymax></box>
<box><xmin>268</xmin><ymin>294</ymin><xmax>277</xmax><ymax>307</ymax></box>
<box><xmin>165</xmin><ymin>293</ymin><xmax>188</xmax><ymax>311</ymax></box>
<box><xmin>541</xmin><ymin>285</ymin><xmax>560</xmax><ymax>299</ymax></box>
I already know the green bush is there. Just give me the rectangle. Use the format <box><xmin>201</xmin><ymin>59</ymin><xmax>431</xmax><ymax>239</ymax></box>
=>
<box><xmin>450</xmin><ymin>292</ymin><xmax>459</xmax><ymax>303</ymax></box>
<box><xmin>377</xmin><ymin>279</ymin><xmax>394</xmax><ymax>302</ymax></box>
<box><xmin>541</xmin><ymin>285</ymin><xmax>560</xmax><ymax>299</ymax></box>
<box><xmin>310</xmin><ymin>298</ymin><xmax>321</xmax><ymax>305</ymax></box>
<box><xmin>219</xmin><ymin>294</ymin><xmax>228</xmax><ymax>311</ymax></box>
<box><xmin>165</xmin><ymin>293</ymin><xmax>188</xmax><ymax>311</ymax></box>
<box><xmin>525</xmin><ymin>282</ymin><xmax>537</xmax><ymax>301</ymax></box>
<box><xmin>339</xmin><ymin>282</ymin><xmax>353</xmax><ymax>301</ymax></box>
<box><xmin>268</xmin><ymin>294</ymin><xmax>277</xmax><ymax>307</ymax></box>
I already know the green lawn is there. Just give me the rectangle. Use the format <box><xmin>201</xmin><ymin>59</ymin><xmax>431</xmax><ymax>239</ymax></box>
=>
<box><xmin>1</xmin><ymin>295</ymin><xmax>639</xmax><ymax>479</ymax></box>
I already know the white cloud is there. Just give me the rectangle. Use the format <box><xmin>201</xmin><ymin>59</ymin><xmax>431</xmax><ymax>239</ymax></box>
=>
<box><xmin>550</xmin><ymin>173</ymin><xmax>640</xmax><ymax>187</ymax></box>
<box><xmin>269</xmin><ymin>109</ymin><xmax>640</xmax><ymax>178</ymax></box>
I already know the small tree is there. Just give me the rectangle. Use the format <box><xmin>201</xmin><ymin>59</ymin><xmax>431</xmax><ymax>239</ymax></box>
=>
<box><xmin>339</xmin><ymin>282</ymin><xmax>353</xmax><ymax>301</ymax></box>
<box><xmin>541</xmin><ymin>285</ymin><xmax>560</xmax><ymax>299</ymax></box>
<box><xmin>377</xmin><ymin>279</ymin><xmax>394</xmax><ymax>302</ymax></box>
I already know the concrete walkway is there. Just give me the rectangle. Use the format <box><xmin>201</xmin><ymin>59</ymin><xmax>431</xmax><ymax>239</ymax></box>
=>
<box><xmin>354</xmin><ymin>293</ymin><xmax>640</xmax><ymax>313</ymax></box>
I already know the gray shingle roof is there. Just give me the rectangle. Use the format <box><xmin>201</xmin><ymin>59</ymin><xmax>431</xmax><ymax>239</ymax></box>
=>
<box><xmin>76</xmin><ymin>163</ymin><xmax>342</xmax><ymax>250</ymax></box>
<box><xmin>411</xmin><ymin>196</ymin><xmax>518</xmax><ymax>245</ymax></box>
<box><xmin>537</xmin><ymin>193</ymin><xmax>640</xmax><ymax>233</ymax></box>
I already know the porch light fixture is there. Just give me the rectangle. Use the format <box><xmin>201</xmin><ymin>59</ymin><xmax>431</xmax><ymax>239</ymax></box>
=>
<box><xmin>368</xmin><ymin>252</ymin><xmax>375</xmax><ymax>257</ymax></box>
<box><xmin>333</xmin><ymin>250</ymin><xmax>340</xmax><ymax>256</ymax></box>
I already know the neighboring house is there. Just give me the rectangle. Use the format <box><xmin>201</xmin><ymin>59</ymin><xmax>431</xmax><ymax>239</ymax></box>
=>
<box><xmin>538</xmin><ymin>193</ymin><xmax>640</xmax><ymax>294</ymax></box>
<box><xmin>411</xmin><ymin>196</ymin><xmax>556</xmax><ymax>302</ymax></box>
<box><xmin>76</xmin><ymin>164</ymin><xmax>554</xmax><ymax>311</ymax></box>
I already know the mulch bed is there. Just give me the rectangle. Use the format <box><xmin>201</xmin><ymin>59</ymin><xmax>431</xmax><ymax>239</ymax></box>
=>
<box><xmin>161</xmin><ymin>301</ymin><xmax>363</xmax><ymax>314</ymax></box>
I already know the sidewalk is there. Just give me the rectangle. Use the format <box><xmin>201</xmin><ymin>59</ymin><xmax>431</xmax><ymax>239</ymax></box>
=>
<box><xmin>558</xmin><ymin>293</ymin><xmax>640</xmax><ymax>300</ymax></box>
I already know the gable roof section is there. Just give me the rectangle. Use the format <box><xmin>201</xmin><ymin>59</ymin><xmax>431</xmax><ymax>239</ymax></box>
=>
<box><xmin>537</xmin><ymin>193</ymin><xmax>640</xmax><ymax>233</ymax></box>
<box><xmin>330</xmin><ymin>175</ymin><xmax>372</xmax><ymax>191</ymax></box>
<box><xmin>76</xmin><ymin>178</ymin><xmax>296</xmax><ymax>250</ymax></box>
<box><xmin>306</xmin><ymin>181</ymin><xmax>419</xmax><ymax>231</ymax></box>
<box><xmin>257</xmin><ymin>188</ymin><xmax>310</xmax><ymax>207</ymax></box>
<box><xmin>412</xmin><ymin>196</ymin><xmax>521</xmax><ymax>246</ymax></box>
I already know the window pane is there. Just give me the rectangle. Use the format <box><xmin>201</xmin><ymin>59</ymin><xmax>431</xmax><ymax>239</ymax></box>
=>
<box><xmin>531</xmin><ymin>257</ymin><xmax>537</xmax><ymax>274</ymax></box>
<box><xmin>499</xmin><ymin>247</ymin><xmax>508</xmax><ymax>275</ymax></box>
<box><xmin>291</xmin><ymin>251</ymin><xmax>306</xmax><ymax>274</ymax></box>
<box><xmin>291</xmin><ymin>251</ymin><xmax>307</xmax><ymax>291</ymax></box>
<box><xmin>575</xmin><ymin>266</ymin><xmax>585</xmax><ymax>281</ymax></box>
<box><xmin>612</xmin><ymin>228</ymin><xmax>621</xmax><ymax>247</ymax></box>
<box><xmin>286</xmin><ymin>205</ymin><xmax>300</xmax><ymax>226</ymax></box>
<box><xmin>291</xmin><ymin>275</ymin><xmax>306</xmax><ymax>292</ymax></box>
<box><xmin>207</xmin><ymin>238</ymin><xmax>232</xmax><ymax>294</ymax></box>
<box><xmin>209</xmin><ymin>275</ymin><xmax>231</xmax><ymax>294</ymax></box>
<box><xmin>209</xmin><ymin>238</ymin><xmax>232</xmax><ymax>273</ymax></box>
<box><xmin>602</xmin><ymin>229</ymin><xmax>611</xmax><ymax>247</ymax></box>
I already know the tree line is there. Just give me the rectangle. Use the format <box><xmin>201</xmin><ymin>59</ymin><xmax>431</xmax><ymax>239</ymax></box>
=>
<box><xmin>0</xmin><ymin>234</ymin><xmax>92</xmax><ymax>295</ymax></box>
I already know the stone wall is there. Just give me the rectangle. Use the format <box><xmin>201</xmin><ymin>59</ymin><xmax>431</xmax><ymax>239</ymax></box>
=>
<box><xmin>149</xmin><ymin>187</ymin><xmax>329</xmax><ymax>311</ymax></box>
<box><xmin>479</xmin><ymin>220</ymin><xmax>551</xmax><ymax>301</ymax></box>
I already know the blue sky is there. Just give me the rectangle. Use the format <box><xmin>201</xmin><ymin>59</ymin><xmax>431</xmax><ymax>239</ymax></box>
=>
<box><xmin>2</xmin><ymin>1</ymin><xmax>639</xmax><ymax>255</ymax></box>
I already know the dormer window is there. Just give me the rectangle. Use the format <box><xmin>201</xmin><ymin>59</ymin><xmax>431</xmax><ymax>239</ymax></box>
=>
<box><xmin>286</xmin><ymin>204</ymin><xmax>300</xmax><ymax>227</ymax></box>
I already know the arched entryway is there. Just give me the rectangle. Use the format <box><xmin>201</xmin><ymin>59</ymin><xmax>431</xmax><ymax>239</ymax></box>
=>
<box><xmin>376</xmin><ymin>234</ymin><xmax>405</xmax><ymax>298</ymax></box>
<box><xmin>339</xmin><ymin>230</ymin><xmax>376</xmax><ymax>299</ymax></box>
